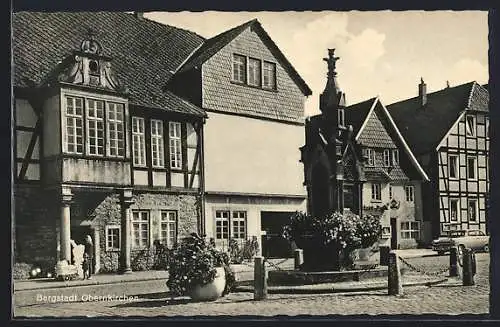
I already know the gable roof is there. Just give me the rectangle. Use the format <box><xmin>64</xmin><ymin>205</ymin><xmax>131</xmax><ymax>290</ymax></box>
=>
<box><xmin>13</xmin><ymin>11</ymin><xmax>207</xmax><ymax>117</ymax></box>
<box><xmin>387</xmin><ymin>81</ymin><xmax>489</xmax><ymax>156</ymax></box>
<box><xmin>345</xmin><ymin>97</ymin><xmax>429</xmax><ymax>181</ymax></box>
<box><xmin>175</xmin><ymin>19</ymin><xmax>312</xmax><ymax>96</ymax></box>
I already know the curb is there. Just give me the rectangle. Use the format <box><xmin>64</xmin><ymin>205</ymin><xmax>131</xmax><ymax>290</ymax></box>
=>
<box><xmin>234</xmin><ymin>278</ymin><xmax>448</xmax><ymax>294</ymax></box>
<box><xmin>14</xmin><ymin>276</ymin><xmax>168</xmax><ymax>292</ymax></box>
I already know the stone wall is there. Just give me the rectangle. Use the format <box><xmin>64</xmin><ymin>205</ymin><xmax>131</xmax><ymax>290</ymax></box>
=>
<box><xmin>14</xmin><ymin>184</ymin><xmax>59</xmax><ymax>270</ymax></box>
<box><xmin>14</xmin><ymin>185</ymin><xmax>200</xmax><ymax>273</ymax></box>
<box><xmin>88</xmin><ymin>192</ymin><xmax>199</xmax><ymax>272</ymax></box>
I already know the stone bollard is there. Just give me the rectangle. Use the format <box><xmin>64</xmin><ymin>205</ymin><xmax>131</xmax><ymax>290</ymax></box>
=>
<box><xmin>462</xmin><ymin>248</ymin><xmax>475</xmax><ymax>286</ymax></box>
<box><xmin>449</xmin><ymin>247</ymin><xmax>458</xmax><ymax>277</ymax></box>
<box><xmin>294</xmin><ymin>249</ymin><xmax>304</xmax><ymax>270</ymax></box>
<box><xmin>388</xmin><ymin>251</ymin><xmax>403</xmax><ymax>296</ymax></box>
<box><xmin>254</xmin><ymin>256</ymin><xmax>267</xmax><ymax>300</ymax></box>
<box><xmin>379</xmin><ymin>246</ymin><xmax>390</xmax><ymax>266</ymax></box>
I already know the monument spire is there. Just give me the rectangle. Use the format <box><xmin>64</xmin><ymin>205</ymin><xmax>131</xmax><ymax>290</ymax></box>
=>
<box><xmin>320</xmin><ymin>48</ymin><xmax>346</xmax><ymax>114</ymax></box>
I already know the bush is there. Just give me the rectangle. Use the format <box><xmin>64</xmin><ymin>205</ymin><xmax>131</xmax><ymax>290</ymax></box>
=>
<box><xmin>166</xmin><ymin>234</ymin><xmax>235</xmax><ymax>297</ymax></box>
<box><xmin>355</xmin><ymin>214</ymin><xmax>382</xmax><ymax>248</ymax></box>
<box><xmin>228</xmin><ymin>237</ymin><xmax>260</xmax><ymax>264</ymax></box>
<box><xmin>282</xmin><ymin>211</ymin><xmax>382</xmax><ymax>270</ymax></box>
<box><xmin>13</xmin><ymin>262</ymin><xmax>33</xmax><ymax>280</ymax></box>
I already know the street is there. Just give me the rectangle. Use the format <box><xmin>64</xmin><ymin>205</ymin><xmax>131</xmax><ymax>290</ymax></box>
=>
<box><xmin>13</xmin><ymin>253</ymin><xmax>490</xmax><ymax>317</ymax></box>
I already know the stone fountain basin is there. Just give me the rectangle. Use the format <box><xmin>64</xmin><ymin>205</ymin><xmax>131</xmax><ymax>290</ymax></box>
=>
<box><xmin>268</xmin><ymin>265</ymin><xmax>406</xmax><ymax>286</ymax></box>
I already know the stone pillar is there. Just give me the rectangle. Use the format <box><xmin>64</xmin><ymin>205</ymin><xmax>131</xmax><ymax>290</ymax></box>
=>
<box><xmin>388</xmin><ymin>250</ymin><xmax>403</xmax><ymax>295</ymax></box>
<box><xmin>449</xmin><ymin>247</ymin><xmax>458</xmax><ymax>277</ymax></box>
<box><xmin>92</xmin><ymin>227</ymin><xmax>100</xmax><ymax>274</ymax></box>
<box><xmin>60</xmin><ymin>186</ymin><xmax>73</xmax><ymax>263</ymax></box>
<box><xmin>120</xmin><ymin>189</ymin><xmax>134</xmax><ymax>274</ymax></box>
<box><xmin>462</xmin><ymin>248</ymin><xmax>475</xmax><ymax>286</ymax></box>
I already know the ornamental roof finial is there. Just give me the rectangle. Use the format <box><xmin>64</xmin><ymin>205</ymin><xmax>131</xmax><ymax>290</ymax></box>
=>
<box><xmin>323</xmin><ymin>48</ymin><xmax>340</xmax><ymax>78</ymax></box>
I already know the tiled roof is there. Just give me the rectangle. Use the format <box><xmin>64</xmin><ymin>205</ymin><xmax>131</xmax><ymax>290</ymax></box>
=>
<box><xmin>13</xmin><ymin>11</ymin><xmax>207</xmax><ymax>117</ymax></box>
<box><xmin>176</xmin><ymin>19</ymin><xmax>312</xmax><ymax>96</ymax></box>
<box><xmin>387</xmin><ymin>81</ymin><xmax>489</xmax><ymax>156</ymax></box>
<box><xmin>346</xmin><ymin>97</ymin><xmax>429</xmax><ymax>181</ymax></box>
<box><xmin>177</xmin><ymin>19</ymin><xmax>256</xmax><ymax>74</ymax></box>
<box><xmin>344</xmin><ymin>98</ymin><xmax>376</xmax><ymax>136</ymax></box>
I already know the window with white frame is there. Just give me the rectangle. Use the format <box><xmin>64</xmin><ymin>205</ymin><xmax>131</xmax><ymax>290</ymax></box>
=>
<box><xmin>450</xmin><ymin>198</ymin><xmax>459</xmax><ymax>221</ymax></box>
<box><xmin>467</xmin><ymin>156</ymin><xmax>477</xmax><ymax>180</ymax></box>
<box><xmin>160</xmin><ymin>211</ymin><xmax>177</xmax><ymax>247</ymax></box>
<box><xmin>486</xmin><ymin>117</ymin><xmax>490</xmax><ymax>138</ymax></box>
<box><xmin>64</xmin><ymin>95</ymin><xmax>125</xmax><ymax>157</ymax></box>
<box><xmin>371</xmin><ymin>183</ymin><xmax>381</xmax><ymax>201</ymax></box>
<box><xmin>132</xmin><ymin>117</ymin><xmax>146</xmax><ymax>166</ymax></box>
<box><xmin>132</xmin><ymin>211</ymin><xmax>149</xmax><ymax>248</ymax></box>
<box><xmin>383</xmin><ymin>149</ymin><xmax>391</xmax><ymax>167</ymax></box>
<box><xmin>263</xmin><ymin>61</ymin><xmax>276</xmax><ymax>89</ymax></box>
<box><xmin>215</xmin><ymin>210</ymin><xmax>247</xmax><ymax>241</ymax></box>
<box><xmin>365</xmin><ymin>148</ymin><xmax>375</xmax><ymax>166</ymax></box>
<box><xmin>105</xmin><ymin>225</ymin><xmax>120</xmax><ymax>251</ymax></box>
<box><xmin>248</xmin><ymin>57</ymin><xmax>261</xmax><ymax>87</ymax></box>
<box><xmin>232</xmin><ymin>211</ymin><xmax>247</xmax><ymax>239</ymax></box>
<box><xmin>86</xmin><ymin>99</ymin><xmax>104</xmax><ymax>156</ymax></box>
<box><xmin>392</xmin><ymin>149</ymin><xmax>399</xmax><ymax>166</ymax></box>
<box><xmin>338</xmin><ymin>108</ymin><xmax>345</xmax><ymax>127</ymax></box>
<box><xmin>405</xmin><ymin>185</ymin><xmax>414</xmax><ymax>202</ymax></box>
<box><xmin>65</xmin><ymin>96</ymin><xmax>84</xmax><ymax>154</ymax></box>
<box><xmin>401</xmin><ymin>221</ymin><xmax>420</xmax><ymax>239</ymax></box>
<box><xmin>468</xmin><ymin>199</ymin><xmax>478</xmax><ymax>221</ymax></box>
<box><xmin>232</xmin><ymin>54</ymin><xmax>246</xmax><ymax>83</ymax></box>
<box><xmin>449</xmin><ymin>155</ymin><xmax>458</xmax><ymax>179</ymax></box>
<box><xmin>466</xmin><ymin>115</ymin><xmax>476</xmax><ymax>136</ymax></box>
<box><xmin>107</xmin><ymin>102</ymin><xmax>125</xmax><ymax>157</ymax></box>
<box><xmin>169</xmin><ymin>121</ymin><xmax>183</xmax><ymax>169</ymax></box>
<box><xmin>215</xmin><ymin>210</ymin><xmax>230</xmax><ymax>240</ymax></box>
<box><xmin>151</xmin><ymin>119</ymin><xmax>165</xmax><ymax>168</ymax></box>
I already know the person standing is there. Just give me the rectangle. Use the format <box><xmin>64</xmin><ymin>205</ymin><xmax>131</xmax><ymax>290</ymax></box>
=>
<box><xmin>84</xmin><ymin>235</ymin><xmax>94</xmax><ymax>279</ymax></box>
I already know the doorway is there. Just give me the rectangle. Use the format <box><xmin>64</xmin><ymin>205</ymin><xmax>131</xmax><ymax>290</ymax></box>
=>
<box><xmin>260</xmin><ymin>211</ymin><xmax>294</xmax><ymax>258</ymax></box>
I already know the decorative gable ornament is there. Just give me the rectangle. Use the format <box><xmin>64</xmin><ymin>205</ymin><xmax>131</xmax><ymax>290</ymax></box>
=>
<box><xmin>54</xmin><ymin>31</ymin><xmax>128</xmax><ymax>94</ymax></box>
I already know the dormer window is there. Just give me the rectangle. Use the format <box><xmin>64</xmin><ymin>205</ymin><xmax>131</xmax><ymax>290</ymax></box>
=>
<box><xmin>88</xmin><ymin>59</ymin><xmax>100</xmax><ymax>85</ymax></box>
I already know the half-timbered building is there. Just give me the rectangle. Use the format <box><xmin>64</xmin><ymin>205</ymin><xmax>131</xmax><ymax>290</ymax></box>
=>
<box><xmin>13</xmin><ymin>12</ymin><xmax>311</xmax><ymax>270</ymax></box>
<box><xmin>345</xmin><ymin>97</ymin><xmax>430</xmax><ymax>248</ymax></box>
<box><xmin>388</xmin><ymin>80</ymin><xmax>489</xmax><ymax>243</ymax></box>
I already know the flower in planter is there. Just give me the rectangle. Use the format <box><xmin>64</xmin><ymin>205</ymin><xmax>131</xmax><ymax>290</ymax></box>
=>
<box><xmin>166</xmin><ymin>234</ymin><xmax>236</xmax><ymax>298</ymax></box>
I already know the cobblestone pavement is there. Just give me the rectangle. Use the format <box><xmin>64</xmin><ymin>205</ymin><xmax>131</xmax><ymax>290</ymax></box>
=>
<box><xmin>13</xmin><ymin>253</ymin><xmax>490</xmax><ymax>318</ymax></box>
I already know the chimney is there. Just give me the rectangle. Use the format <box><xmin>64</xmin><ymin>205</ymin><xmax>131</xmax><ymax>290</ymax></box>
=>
<box><xmin>446</xmin><ymin>80</ymin><xmax>450</xmax><ymax>88</ymax></box>
<box><xmin>134</xmin><ymin>12</ymin><xmax>144</xmax><ymax>20</ymax></box>
<box><xmin>418</xmin><ymin>77</ymin><xmax>427</xmax><ymax>107</ymax></box>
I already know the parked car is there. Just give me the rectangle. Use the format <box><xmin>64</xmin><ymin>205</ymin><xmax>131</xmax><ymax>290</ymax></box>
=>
<box><xmin>431</xmin><ymin>229</ymin><xmax>489</xmax><ymax>255</ymax></box>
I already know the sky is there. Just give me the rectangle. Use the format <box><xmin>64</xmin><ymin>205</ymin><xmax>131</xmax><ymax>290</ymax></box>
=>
<box><xmin>145</xmin><ymin>11</ymin><xmax>488</xmax><ymax>117</ymax></box>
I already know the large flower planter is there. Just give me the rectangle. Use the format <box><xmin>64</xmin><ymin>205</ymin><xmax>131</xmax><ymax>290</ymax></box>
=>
<box><xmin>188</xmin><ymin>267</ymin><xmax>226</xmax><ymax>301</ymax></box>
<box><xmin>355</xmin><ymin>248</ymin><xmax>372</xmax><ymax>261</ymax></box>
